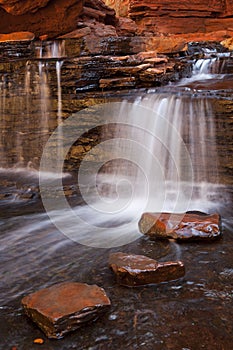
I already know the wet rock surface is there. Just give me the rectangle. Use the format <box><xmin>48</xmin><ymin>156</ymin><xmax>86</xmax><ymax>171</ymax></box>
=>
<box><xmin>139</xmin><ymin>212</ymin><xmax>222</xmax><ymax>242</ymax></box>
<box><xmin>21</xmin><ymin>282</ymin><xmax>111</xmax><ymax>339</ymax></box>
<box><xmin>109</xmin><ymin>252</ymin><xmax>185</xmax><ymax>287</ymax></box>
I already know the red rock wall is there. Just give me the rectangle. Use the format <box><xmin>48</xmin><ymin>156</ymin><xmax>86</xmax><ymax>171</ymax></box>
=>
<box><xmin>0</xmin><ymin>0</ymin><xmax>50</xmax><ymax>15</ymax></box>
<box><xmin>104</xmin><ymin>0</ymin><xmax>129</xmax><ymax>16</ymax></box>
<box><xmin>0</xmin><ymin>0</ymin><xmax>84</xmax><ymax>38</ymax></box>
<box><xmin>128</xmin><ymin>0</ymin><xmax>233</xmax><ymax>35</ymax></box>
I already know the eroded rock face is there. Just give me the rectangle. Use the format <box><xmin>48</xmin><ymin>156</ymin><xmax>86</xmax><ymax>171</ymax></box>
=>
<box><xmin>0</xmin><ymin>0</ymin><xmax>84</xmax><ymax>38</ymax></box>
<box><xmin>109</xmin><ymin>252</ymin><xmax>185</xmax><ymax>287</ymax></box>
<box><xmin>83</xmin><ymin>0</ymin><xmax>116</xmax><ymax>24</ymax></box>
<box><xmin>138</xmin><ymin>212</ymin><xmax>221</xmax><ymax>241</ymax></box>
<box><xmin>104</xmin><ymin>0</ymin><xmax>130</xmax><ymax>17</ymax></box>
<box><xmin>0</xmin><ymin>0</ymin><xmax>50</xmax><ymax>15</ymax></box>
<box><xmin>128</xmin><ymin>0</ymin><xmax>233</xmax><ymax>35</ymax></box>
<box><xmin>21</xmin><ymin>282</ymin><xmax>111</xmax><ymax>339</ymax></box>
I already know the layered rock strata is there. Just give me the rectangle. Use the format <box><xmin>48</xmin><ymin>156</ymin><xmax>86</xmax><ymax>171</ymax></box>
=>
<box><xmin>128</xmin><ymin>0</ymin><xmax>233</xmax><ymax>35</ymax></box>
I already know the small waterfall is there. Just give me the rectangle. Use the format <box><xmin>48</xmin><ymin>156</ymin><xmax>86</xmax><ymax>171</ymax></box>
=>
<box><xmin>35</xmin><ymin>40</ymin><xmax>66</xmax><ymax>59</ymax></box>
<box><xmin>0</xmin><ymin>41</ymin><xmax>65</xmax><ymax>170</ymax></box>
<box><xmin>193</xmin><ymin>58</ymin><xmax>217</xmax><ymax>75</ymax></box>
<box><xmin>38</xmin><ymin>62</ymin><xmax>50</xmax><ymax>134</ymax></box>
<box><xmin>95</xmin><ymin>94</ymin><xmax>218</xmax><ymax>216</ymax></box>
<box><xmin>56</xmin><ymin>60</ymin><xmax>64</xmax><ymax>165</ymax></box>
<box><xmin>0</xmin><ymin>76</ymin><xmax>6</xmax><ymax>166</ymax></box>
<box><xmin>188</xmin><ymin>55</ymin><xmax>229</xmax><ymax>82</ymax></box>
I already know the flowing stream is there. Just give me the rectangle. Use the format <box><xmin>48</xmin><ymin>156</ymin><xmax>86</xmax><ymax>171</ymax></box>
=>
<box><xmin>0</xmin><ymin>45</ymin><xmax>232</xmax><ymax>349</ymax></box>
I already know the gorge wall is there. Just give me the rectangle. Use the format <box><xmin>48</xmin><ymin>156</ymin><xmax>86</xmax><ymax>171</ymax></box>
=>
<box><xmin>1</xmin><ymin>0</ymin><xmax>233</xmax><ymax>39</ymax></box>
<box><xmin>104</xmin><ymin>0</ymin><xmax>233</xmax><ymax>35</ymax></box>
<box><xmin>0</xmin><ymin>0</ymin><xmax>84</xmax><ymax>38</ymax></box>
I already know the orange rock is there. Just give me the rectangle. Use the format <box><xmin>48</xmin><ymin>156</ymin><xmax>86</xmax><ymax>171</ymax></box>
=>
<box><xmin>33</xmin><ymin>338</ymin><xmax>44</xmax><ymax>344</ymax></box>
<box><xmin>0</xmin><ymin>0</ymin><xmax>84</xmax><ymax>39</ymax></box>
<box><xmin>128</xmin><ymin>0</ymin><xmax>233</xmax><ymax>35</ymax></box>
<box><xmin>39</xmin><ymin>34</ymin><xmax>48</xmax><ymax>41</ymax></box>
<box><xmin>138</xmin><ymin>212</ymin><xmax>222</xmax><ymax>241</ymax></box>
<box><xmin>0</xmin><ymin>0</ymin><xmax>50</xmax><ymax>16</ymax></box>
<box><xmin>0</xmin><ymin>31</ymin><xmax>35</xmax><ymax>42</ymax></box>
<box><xmin>22</xmin><ymin>282</ymin><xmax>111</xmax><ymax>339</ymax></box>
<box><xmin>104</xmin><ymin>0</ymin><xmax>129</xmax><ymax>17</ymax></box>
<box><xmin>221</xmin><ymin>37</ymin><xmax>233</xmax><ymax>50</ymax></box>
<box><xmin>109</xmin><ymin>252</ymin><xmax>185</xmax><ymax>287</ymax></box>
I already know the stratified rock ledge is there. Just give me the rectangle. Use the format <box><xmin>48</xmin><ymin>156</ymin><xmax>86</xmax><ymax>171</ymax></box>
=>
<box><xmin>21</xmin><ymin>282</ymin><xmax>111</xmax><ymax>339</ymax></box>
<box><xmin>109</xmin><ymin>252</ymin><xmax>185</xmax><ymax>287</ymax></box>
<box><xmin>138</xmin><ymin>212</ymin><xmax>221</xmax><ymax>242</ymax></box>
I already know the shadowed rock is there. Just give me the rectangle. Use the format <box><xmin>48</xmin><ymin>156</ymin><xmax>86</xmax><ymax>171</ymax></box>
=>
<box><xmin>21</xmin><ymin>282</ymin><xmax>111</xmax><ymax>339</ymax></box>
<box><xmin>138</xmin><ymin>212</ymin><xmax>221</xmax><ymax>241</ymax></box>
<box><xmin>109</xmin><ymin>252</ymin><xmax>185</xmax><ymax>287</ymax></box>
<box><xmin>0</xmin><ymin>0</ymin><xmax>50</xmax><ymax>15</ymax></box>
<box><xmin>0</xmin><ymin>0</ymin><xmax>84</xmax><ymax>38</ymax></box>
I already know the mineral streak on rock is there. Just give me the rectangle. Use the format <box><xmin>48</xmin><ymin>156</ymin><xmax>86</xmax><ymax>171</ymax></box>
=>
<box><xmin>109</xmin><ymin>252</ymin><xmax>185</xmax><ymax>287</ymax></box>
<box><xmin>138</xmin><ymin>212</ymin><xmax>221</xmax><ymax>241</ymax></box>
<box><xmin>21</xmin><ymin>282</ymin><xmax>111</xmax><ymax>339</ymax></box>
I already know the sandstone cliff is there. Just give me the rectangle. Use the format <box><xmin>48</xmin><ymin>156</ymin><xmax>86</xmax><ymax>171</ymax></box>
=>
<box><xmin>1</xmin><ymin>0</ymin><xmax>233</xmax><ymax>39</ymax></box>
<box><xmin>104</xmin><ymin>0</ymin><xmax>233</xmax><ymax>35</ymax></box>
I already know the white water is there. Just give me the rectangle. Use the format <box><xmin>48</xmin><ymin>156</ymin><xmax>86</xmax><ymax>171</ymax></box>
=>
<box><xmin>35</xmin><ymin>40</ymin><xmax>66</xmax><ymax>59</ymax></box>
<box><xmin>178</xmin><ymin>54</ymin><xmax>229</xmax><ymax>86</ymax></box>
<box><xmin>39</xmin><ymin>93</ymin><xmax>220</xmax><ymax>247</ymax></box>
<box><xmin>0</xmin><ymin>55</ymin><xmax>228</xmax><ymax>248</ymax></box>
<box><xmin>0</xmin><ymin>41</ymin><xmax>64</xmax><ymax>171</ymax></box>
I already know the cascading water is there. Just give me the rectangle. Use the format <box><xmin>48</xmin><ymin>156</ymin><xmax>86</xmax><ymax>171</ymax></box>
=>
<box><xmin>0</xmin><ymin>46</ymin><xmax>232</xmax><ymax>349</ymax></box>
<box><xmin>100</xmin><ymin>93</ymin><xmax>219</xmax><ymax>213</ymax></box>
<box><xmin>36</xmin><ymin>56</ymin><xmax>223</xmax><ymax>249</ymax></box>
<box><xmin>0</xmin><ymin>41</ymin><xmax>65</xmax><ymax>171</ymax></box>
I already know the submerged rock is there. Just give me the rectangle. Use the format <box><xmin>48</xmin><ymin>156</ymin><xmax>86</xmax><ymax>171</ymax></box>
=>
<box><xmin>109</xmin><ymin>252</ymin><xmax>185</xmax><ymax>287</ymax></box>
<box><xmin>138</xmin><ymin>212</ymin><xmax>221</xmax><ymax>241</ymax></box>
<box><xmin>21</xmin><ymin>282</ymin><xmax>111</xmax><ymax>339</ymax></box>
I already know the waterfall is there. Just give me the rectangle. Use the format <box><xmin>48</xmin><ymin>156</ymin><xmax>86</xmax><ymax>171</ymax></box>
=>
<box><xmin>181</xmin><ymin>54</ymin><xmax>229</xmax><ymax>84</ymax></box>
<box><xmin>39</xmin><ymin>90</ymin><xmax>220</xmax><ymax>248</ymax></box>
<box><xmin>35</xmin><ymin>40</ymin><xmax>66</xmax><ymax>59</ymax></box>
<box><xmin>94</xmin><ymin>93</ymin><xmax>218</xmax><ymax>215</ymax></box>
<box><xmin>0</xmin><ymin>41</ymin><xmax>65</xmax><ymax>170</ymax></box>
<box><xmin>56</xmin><ymin>60</ymin><xmax>64</xmax><ymax>166</ymax></box>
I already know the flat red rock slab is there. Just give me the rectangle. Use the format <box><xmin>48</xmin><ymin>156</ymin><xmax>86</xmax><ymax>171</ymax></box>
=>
<box><xmin>21</xmin><ymin>282</ymin><xmax>111</xmax><ymax>339</ymax></box>
<box><xmin>109</xmin><ymin>252</ymin><xmax>185</xmax><ymax>287</ymax></box>
<box><xmin>138</xmin><ymin>212</ymin><xmax>221</xmax><ymax>241</ymax></box>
